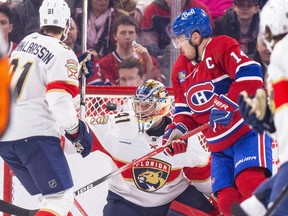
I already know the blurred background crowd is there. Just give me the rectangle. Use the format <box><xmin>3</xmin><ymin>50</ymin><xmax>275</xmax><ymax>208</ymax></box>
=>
<box><xmin>0</xmin><ymin>0</ymin><xmax>270</xmax><ymax>87</ymax></box>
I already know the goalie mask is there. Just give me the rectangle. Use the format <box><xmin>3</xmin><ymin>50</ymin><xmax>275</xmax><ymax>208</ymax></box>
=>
<box><xmin>39</xmin><ymin>0</ymin><xmax>71</xmax><ymax>41</ymax></box>
<box><xmin>132</xmin><ymin>79</ymin><xmax>172</xmax><ymax>133</ymax></box>
<box><xmin>260</xmin><ymin>0</ymin><xmax>288</xmax><ymax>52</ymax></box>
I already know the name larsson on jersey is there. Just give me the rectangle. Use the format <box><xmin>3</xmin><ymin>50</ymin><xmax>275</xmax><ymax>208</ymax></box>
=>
<box><xmin>16</xmin><ymin>40</ymin><xmax>54</xmax><ymax>64</ymax></box>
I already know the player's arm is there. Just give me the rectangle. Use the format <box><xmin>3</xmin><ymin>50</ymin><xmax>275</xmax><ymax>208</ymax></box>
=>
<box><xmin>46</xmin><ymin>50</ymin><xmax>93</xmax><ymax>157</ymax></box>
<box><xmin>162</xmin><ymin>56</ymin><xmax>200</xmax><ymax>156</ymax></box>
<box><xmin>209</xmin><ymin>38</ymin><xmax>264</xmax><ymax>130</ymax></box>
<box><xmin>222</xmin><ymin>38</ymin><xmax>264</xmax><ymax>102</ymax></box>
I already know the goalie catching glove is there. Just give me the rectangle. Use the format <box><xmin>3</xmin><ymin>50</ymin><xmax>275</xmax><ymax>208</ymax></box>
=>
<box><xmin>162</xmin><ymin>122</ymin><xmax>188</xmax><ymax>156</ymax></box>
<box><xmin>239</xmin><ymin>89</ymin><xmax>276</xmax><ymax>134</ymax></box>
<box><xmin>65</xmin><ymin>120</ymin><xmax>93</xmax><ymax>157</ymax></box>
<box><xmin>78</xmin><ymin>52</ymin><xmax>94</xmax><ymax>79</ymax></box>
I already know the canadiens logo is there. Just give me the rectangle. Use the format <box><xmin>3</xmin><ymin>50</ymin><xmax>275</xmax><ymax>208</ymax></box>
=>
<box><xmin>132</xmin><ymin>158</ymin><xmax>171</xmax><ymax>192</ymax></box>
<box><xmin>186</xmin><ymin>81</ymin><xmax>218</xmax><ymax>113</ymax></box>
<box><xmin>66</xmin><ymin>59</ymin><xmax>78</xmax><ymax>80</ymax></box>
<box><xmin>178</xmin><ymin>70</ymin><xmax>186</xmax><ymax>83</ymax></box>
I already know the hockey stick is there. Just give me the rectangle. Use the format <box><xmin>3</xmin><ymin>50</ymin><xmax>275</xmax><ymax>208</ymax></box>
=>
<box><xmin>0</xmin><ymin>199</ymin><xmax>37</xmax><ymax>216</ymax></box>
<box><xmin>0</xmin><ymin>199</ymin><xmax>89</xmax><ymax>216</ymax></box>
<box><xmin>0</xmin><ymin>123</ymin><xmax>209</xmax><ymax>215</ymax></box>
<box><xmin>264</xmin><ymin>185</ymin><xmax>288</xmax><ymax>216</ymax></box>
<box><xmin>74</xmin><ymin>122</ymin><xmax>210</xmax><ymax>196</ymax></box>
<box><xmin>71</xmin><ymin>1</ymin><xmax>90</xmax><ymax>215</ymax></box>
<box><xmin>79</xmin><ymin>0</ymin><xmax>88</xmax><ymax>120</ymax></box>
<box><xmin>74</xmin><ymin>199</ymin><xmax>88</xmax><ymax>216</ymax></box>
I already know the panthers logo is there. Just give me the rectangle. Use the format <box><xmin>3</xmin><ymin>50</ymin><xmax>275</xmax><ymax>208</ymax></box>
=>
<box><xmin>132</xmin><ymin>158</ymin><xmax>171</xmax><ymax>192</ymax></box>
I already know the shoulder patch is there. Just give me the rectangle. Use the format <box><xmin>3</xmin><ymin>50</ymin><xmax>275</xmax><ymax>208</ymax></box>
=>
<box><xmin>178</xmin><ymin>70</ymin><xmax>186</xmax><ymax>83</ymax></box>
<box><xmin>66</xmin><ymin>59</ymin><xmax>78</xmax><ymax>79</ymax></box>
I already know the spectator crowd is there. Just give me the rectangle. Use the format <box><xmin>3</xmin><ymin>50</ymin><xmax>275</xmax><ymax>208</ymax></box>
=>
<box><xmin>0</xmin><ymin>0</ymin><xmax>269</xmax><ymax>86</ymax></box>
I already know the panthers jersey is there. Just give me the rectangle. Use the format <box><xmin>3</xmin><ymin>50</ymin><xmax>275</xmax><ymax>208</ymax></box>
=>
<box><xmin>87</xmin><ymin>112</ymin><xmax>211</xmax><ymax>207</ymax></box>
<box><xmin>1</xmin><ymin>32</ymin><xmax>79</xmax><ymax>141</ymax></box>
<box><xmin>267</xmin><ymin>34</ymin><xmax>288</xmax><ymax>166</ymax></box>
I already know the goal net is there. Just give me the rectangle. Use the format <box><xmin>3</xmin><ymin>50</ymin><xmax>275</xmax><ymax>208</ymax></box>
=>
<box><xmin>0</xmin><ymin>86</ymin><xmax>178</xmax><ymax>216</ymax></box>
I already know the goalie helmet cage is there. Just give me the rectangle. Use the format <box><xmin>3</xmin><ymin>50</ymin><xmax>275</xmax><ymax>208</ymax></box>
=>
<box><xmin>1</xmin><ymin>86</ymin><xmax>176</xmax><ymax>216</ymax></box>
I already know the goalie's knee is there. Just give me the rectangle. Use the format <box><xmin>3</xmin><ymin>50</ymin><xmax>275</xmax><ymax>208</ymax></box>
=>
<box><xmin>39</xmin><ymin>188</ymin><xmax>74</xmax><ymax>216</ymax></box>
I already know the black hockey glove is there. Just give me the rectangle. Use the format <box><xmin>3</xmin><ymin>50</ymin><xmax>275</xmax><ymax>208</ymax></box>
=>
<box><xmin>65</xmin><ymin>120</ymin><xmax>93</xmax><ymax>157</ymax></box>
<box><xmin>78</xmin><ymin>52</ymin><xmax>94</xmax><ymax>79</ymax></box>
<box><xmin>239</xmin><ymin>89</ymin><xmax>276</xmax><ymax>134</ymax></box>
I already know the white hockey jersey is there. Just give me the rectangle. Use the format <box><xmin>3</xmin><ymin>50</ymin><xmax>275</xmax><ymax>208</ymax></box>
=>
<box><xmin>267</xmin><ymin>34</ymin><xmax>288</xmax><ymax>167</ymax></box>
<box><xmin>87</xmin><ymin>112</ymin><xmax>211</xmax><ymax>207</ymax></box>
<box><xmin>1</xmin><ymin>32</ymin><xmax>79</xmax><ymax>141</ymax></box>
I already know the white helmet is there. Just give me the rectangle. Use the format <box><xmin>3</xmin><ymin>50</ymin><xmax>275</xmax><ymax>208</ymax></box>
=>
<box><xmin>260</xmin><ymin>0</ymin><xmax>288</xmax><ymax>51</ymax></box>
<box><xmin>39</xmin><ymin>0</ymin><xmax>70</xmax><ymax>29</ymax></box>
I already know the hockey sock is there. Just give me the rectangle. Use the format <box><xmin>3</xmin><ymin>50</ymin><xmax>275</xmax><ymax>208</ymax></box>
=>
<box><xmin>217</xmin><ymin>186</ymin><xmax>245</xmax><ymax>216</ymax></box>
<box><xmin>236</xmin><ymin>167</ymin><xmax>267</xmax><ymax>198</ymax></box>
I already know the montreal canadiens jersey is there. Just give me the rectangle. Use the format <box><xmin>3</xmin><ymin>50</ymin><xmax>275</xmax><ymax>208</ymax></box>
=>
<box><xmin>0</xmin><ymin>32</ymin><xmax>79</xmax><ymax>141</ymax></box>
<box><xmin>87</xmin><ymin>111</ymin><xmax>211</xmax><ymax>207</ymax></box>
<box><xmin>266</xmin><ymin>35</ymin><xmax>288</xmax><ymax>166</ymax></box>
<box><xmin>172</xmin><ymin>36</ymin><xmax>263</xmax><ymax>152</ymax></box>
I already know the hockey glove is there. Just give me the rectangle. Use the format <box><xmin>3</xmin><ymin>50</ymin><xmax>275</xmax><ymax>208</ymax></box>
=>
<box><xmin>168</xmin><ymin>139</ymin><xmax>188</xmax><ymax>156</ymax></box>
<box><xmin>65</xmin><ymin>120</ymin><xmax>93</xmax><ymax>157</ymax></box>
<box><xmin>78</xmin><ymin>52</ymin><xmax>94</xmax><ymax>79</ymax></box>
<box><xmin>210</xmin><ymin>95</ymin><xmax>239</xmax><ymax>131</ymax></box>
<box><xmin>239</xmin><ymin>89</ymin><xmax>276</xmax><ymax>134</ymax></box>
<box><xmin>162</xmin><ymin>122</ymin><xmax>188</xmax><ymax>156</ymax></box>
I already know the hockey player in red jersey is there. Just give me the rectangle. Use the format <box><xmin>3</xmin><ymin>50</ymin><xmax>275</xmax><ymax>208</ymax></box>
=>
<box><xmin>0</xmin><ymin>0</ymin><xmax>95</xmax><ymax>215</ymax></box>
<box><xmin>66</xmin><ymin>80</ymin><xmax>219</xmax><ymax>215</ymax></box>
<box><xmin>234</xmin><ymin>0</ymin><xmax>288</xmax><ymax>215</ymax></box>
<box><xmin>162</xmin><ymin>8</ymin><xmax>274</xmax><ymax>215</ymax></box>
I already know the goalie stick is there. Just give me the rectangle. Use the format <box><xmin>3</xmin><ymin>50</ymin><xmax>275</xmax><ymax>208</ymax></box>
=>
<box><xmin>74</xmin><ymin>122</ymin><xmax>210</xmax><ymax>196</ymax></box>
<box><xmin>0</xmin><ymin>199</ymin><xmax>37</xmax><ymax>216</ymax></box>
<box><xmin>2</xmin><ymin>196</ymin><xmax>92</xmax><ymax>216</ymax></box>
<box><xmin>0</xmin><ymin>123</ymin><xmax>210</xmax><ymax>215</ymax></box>
<box><xmin>0</xmin><ymin>199</ymin><xmax>89</xmax><ymax>216</ymax></box>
